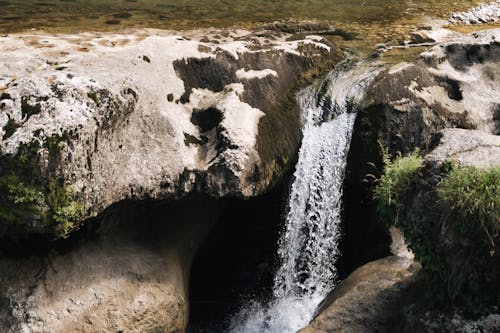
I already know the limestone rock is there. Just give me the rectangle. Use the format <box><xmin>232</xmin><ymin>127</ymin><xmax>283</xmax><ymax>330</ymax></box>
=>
<box><xmin>0</xmin><ymin>26</ymin><xmax>341</xmax><ymax>333</ymax></box>
<box><xmin>299</xmin><ymin>256</ymin><xmax>420</xmax><ymax>333</ymax></box>
<box><xmin>334</xmin><ymin>29</ymin><xmax>499</xmax><ymax>333</ymax></box>
<box><xmin>360</xmin><ymin>28</ymin><xmax>499</xmax><ymax>155</ymax></box>
<box><xmin>0</xmin><ymin>197</ymin><xmax>223</xmax><ymax>333</ymax></box>
<box><xmin>426</xmin><ymin>128</ymin><xmax>500</xmax><ymax>168</ymax></box>
<box><xmin>0</xmin><ymin>28</ymin><xmax>340</xmax><ymax>238</ymax></box>
<box><xmin>449</xmin><ymin>1</ymin><xmax>500</xmax><ymax>25</ymax></box>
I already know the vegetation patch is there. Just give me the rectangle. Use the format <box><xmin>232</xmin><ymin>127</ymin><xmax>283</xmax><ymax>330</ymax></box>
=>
<box><xmin>0</xmin><ymin>135</ymin><xmax>85</xmax><ymax>239</ymax></box>
<box><xmin>374</xmin><ymin>148</ymin><xmax>423</xmax><ymax>223</ymax></box>
<box><xmin>438</xmin><ymin>166</ymin><xmax>499</xmax><ymax>249</ymax></box>
<box><xmin>374</xmin><ymin>150</ymin><xmax>499</xmax><ymax>315</ymax></box>
<box><xmin>46</xmin><ymin>178</ymin><xmax>85</xmax><ymax>238</ymax></box>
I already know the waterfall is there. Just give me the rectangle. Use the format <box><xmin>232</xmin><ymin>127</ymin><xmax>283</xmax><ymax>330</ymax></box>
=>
<box><xmin>229</xmin><ymin>62</ymin><xmax>381</xmax><ymax>333</ymax></box>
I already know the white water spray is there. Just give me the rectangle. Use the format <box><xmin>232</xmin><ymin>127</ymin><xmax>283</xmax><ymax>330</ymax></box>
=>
<box><xmin>230</xmin><ymin>62</ymin><xmax>381</xmax><ymax>333</ymax></box>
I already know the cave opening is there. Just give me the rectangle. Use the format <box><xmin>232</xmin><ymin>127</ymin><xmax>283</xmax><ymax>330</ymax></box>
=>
<box><xmin>187</xmin><ymin>176</ymin><xmax>290</xmax><ymax>333</ymax></box>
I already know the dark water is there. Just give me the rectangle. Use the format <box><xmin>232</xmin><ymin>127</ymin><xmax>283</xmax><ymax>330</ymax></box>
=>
<box><xmin>0</xmin><ymin>0</ymin><xmax>479</xmax><ymax>33</ymax></box>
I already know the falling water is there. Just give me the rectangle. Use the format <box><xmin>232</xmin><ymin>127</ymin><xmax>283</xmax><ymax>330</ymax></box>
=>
<box><xmin>229</xmin><ymin>62</ymin><xmax>382</xmax><ymax>333</ymax></box>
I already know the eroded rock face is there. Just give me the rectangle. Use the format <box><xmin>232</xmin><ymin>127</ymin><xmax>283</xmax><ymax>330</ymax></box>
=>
<box><xmin>361</xmin><ymin>29</ymin><xmax>499</xmax><ymax>155</ymax></box>
<box><xmin>0</xmin><ymin>197</ymin><xmax>223</xmax><ymax>333</ymax></box>
<box><xmin>0</xmin><ymin>28</ymin><xmax>340</xmax><ymax>237</ymax></box>
<box><xmin>0</xmin><ymin>27</ymin><xmax>341</xmax><ymax>333</ymax></box>
<box><xmin>335</xmin><ymin>29</ymin><xmax>499</xmax><ymax>333</ymax></box>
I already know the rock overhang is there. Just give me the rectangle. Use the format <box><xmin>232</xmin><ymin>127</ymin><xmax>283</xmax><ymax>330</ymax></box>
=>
<box><xmin>0</xmin><ymin>28</ymin><xmax>341</xmax><ymax>237</ymax></box>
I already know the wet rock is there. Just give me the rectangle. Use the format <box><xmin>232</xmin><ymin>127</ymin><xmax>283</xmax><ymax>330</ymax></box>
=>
<box><xmin>402</xmin><ymin>311</ymin><xmax>500</xmax><ymax>332</ymax></box>
<box><xmin>299</xmin><ymin>256</ymin><xmax>420</xmax><ymax>333</ymax></box>
<box><xmin>408</xmin><ymin>31</ymin><xmax>435</xmax><ymax>44</ymax></box>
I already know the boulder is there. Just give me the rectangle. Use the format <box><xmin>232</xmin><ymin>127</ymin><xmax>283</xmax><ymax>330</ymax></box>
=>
<box><xmin>0</xmin><ymin>27</ymin><xmax>341</xmax><ymax>333</ymax></box>
<box><xmin>426</xmin><ymin>128</ymin><xmax>500</xmax><ymax>168</ymax></box>
<box><xmin>298</xmin><ymin>256</ymin><xmax>419</xmax><ymax>333</ymax></box>
<box><xmin>0</xmin><ymin>28</ymin><xmax>340</xmax><ymax>238</ymax></box>
<box><xmin>0</xmin><ymin>197</ymin><xmax>223</xmax><ymax>333</ymax></box>
<box><xmin>360</xmin><ymin>28</ymin><xmax>499</xmax><ymax>155</ymax></box>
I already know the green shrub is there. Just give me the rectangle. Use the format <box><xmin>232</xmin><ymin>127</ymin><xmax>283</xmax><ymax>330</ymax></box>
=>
<box><xmin>47</xmin><ymin>178</ymin><xmax>85</xmax><ymax>238</ymax></box>
<box><xmin>438</xmin><ymin>166</ymin><xmax>499</xmax><ymax>252</ymax></box>
<box><xmin>373</xmin><ymin>148</ymin><xmax>423</xmax><ymax>224</ymax></box>
<box><xmin>0</xmin><ymin>139</ymin><xmax>85</xmax><ymax>238</ymax></box>
<box><xmin>373</xmin><ymin>150</ymin><xmax>499</xmax><ymax>315</ymax></box>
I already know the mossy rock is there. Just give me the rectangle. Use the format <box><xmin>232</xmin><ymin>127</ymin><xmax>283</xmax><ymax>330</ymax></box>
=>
<box><xmin>0</xmin><ymin>136</ymin><xmax>85</xmax><ymax>239</ymax></box>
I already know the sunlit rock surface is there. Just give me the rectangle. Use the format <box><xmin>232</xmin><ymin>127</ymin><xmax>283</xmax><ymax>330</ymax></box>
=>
<box><xmin>361</xmin><ymin>28</ymin><xmax>499</xmax><ymax>155</ymax></box>
<box><xmin>298</xmin><ymin>256</ymin><xmax>419</xmax><ymax>333</ymax></box>
<box><xmin>449</xmin><ymin>0</ymin><xmax>500</xmax><ymax>25</ymax></box>
<box><xmin>426</xmin><ymin>128</ymin><xmax>500</xmax><ymax>168</ymax></box>
<box><xmin>0</xmin><ymin>28</ymin><xmax>340</xmax><ymax>238</ymax></box>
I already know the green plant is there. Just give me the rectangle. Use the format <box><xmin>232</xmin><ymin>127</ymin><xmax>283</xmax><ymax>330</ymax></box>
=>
<box><xmin>8</xmin><ymin>181</ymin><xmax>44</xmax><ymax>205</ymax></box>
<box><xmin>47</xmin><ymin>178</ymin><xmax>85</xmax><ymax>238</ymax></box>
<box><xmin>0</xmin><ymin>138</ymin><xmax>85</xmax><ymax>238</ymax></box>
<box><xmin>438</xmin><ymin>166</ymin><xmax>499</xmax><ymax>253</ymax></box>
<box><xmin>372</xmin><ymin>149</ymin><xmax>500</xmax><ymax>314</ymax></box>
<box><xmin>373</xmin><ymin>147</ymin><xmax>423</xmax><ymax>224</ymax></box>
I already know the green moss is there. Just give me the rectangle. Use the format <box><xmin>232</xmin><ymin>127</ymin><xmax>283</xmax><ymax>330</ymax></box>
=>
<box><xmin>8</xmin><ymin>181</ymin><xmax>44</xmax><ymax>205</ymax></box>
<box><xmin>0</xmin><ymin>176</ymin><xmax>43</xmax><ymax>225</ymax></box>
<box><xmin>0</xmin><ymin>141</ymin><xmax>45</xmax><ymax>227</ymax></box>
<box><xmin>46</xmin><ymin>178</ymin><xmax>85</xmax><ymax>238</ymax></box>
